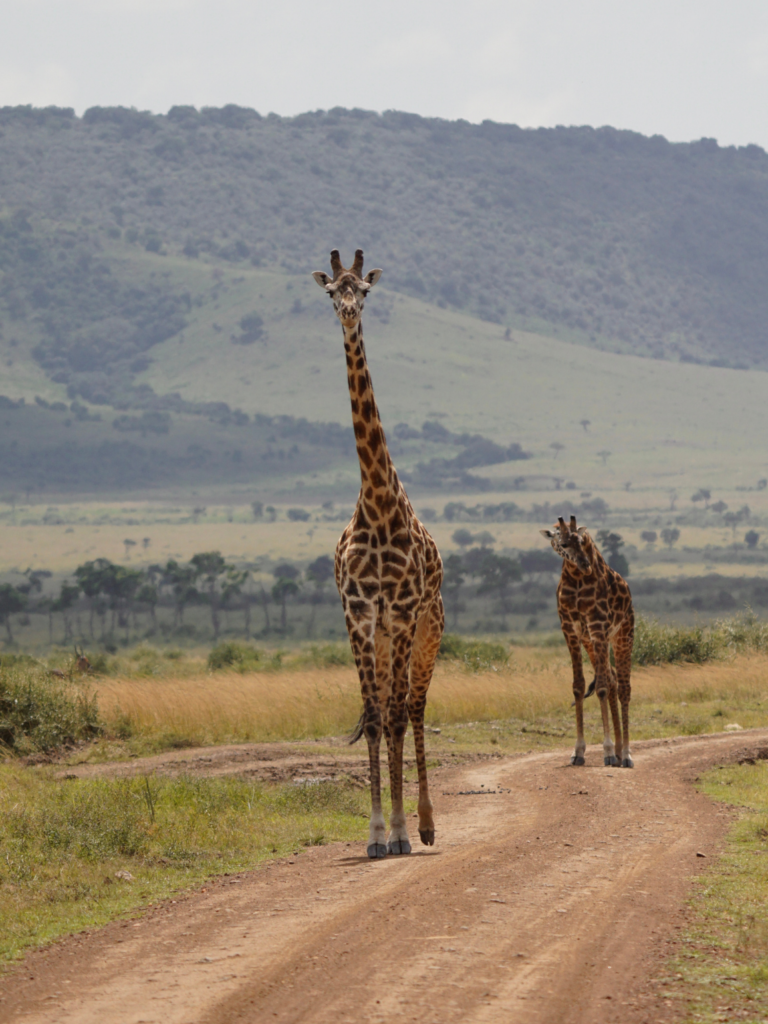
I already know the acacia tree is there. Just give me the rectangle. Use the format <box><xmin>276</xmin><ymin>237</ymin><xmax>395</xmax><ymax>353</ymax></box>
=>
<box><xmin>477</xmin><ymin>553</ymin><xmax>522</xmax><ymax>615</ymax></box>
<box><xmin>441</xmin><ymin>554</ymin><xmax>465</xmax><ymax>630</ymax></box>
<box><xmin>54</xmin><ymin>580</ymin><xmax>80</xmax><ymax>642</ymax></box>
<box><xmin>660</xmin><ymin>527</ymin><xmax>680</xmax><ymax>549</ymax></box>
<box><xmin>163</xmin><ymin>560</ymin><xmax>199</xmax><ymax>627</ymax></box>
<box><xmin>0</xmin><ymin>584</ymin><xmax>26</xmax><ymax>643</ymax></box>
<box><xmin>221</xmin><ymin>566</ymin><xmax>249</xmax><ymax>634</ymax></box>
<box><xmin>75</xmin><ymin>558</ymin><xmax>114</xmax><ymax>637</ymax></box>
<box><xmin>190</xmin><ymin>551</ymin><xmax>231</xmax><ymax>640</ymax></box>
<box><xmin>271</xmin><ymin>562</ymin><xmax>300</xmax><ymax>633</ymax></box>
<box><xmin>305</xmin><ymin>555</ymin><xmax>334</xmax><ymax>636</ymax></box>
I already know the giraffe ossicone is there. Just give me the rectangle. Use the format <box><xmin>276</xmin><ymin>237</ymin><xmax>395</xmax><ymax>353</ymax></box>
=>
<box><xmin>312</xmin><ymin>248</ymin><xmax>445</xmax><ymax>859</ymax></box>
<box><xmin>541</xmin><ymin>514</ymin><xmax>635</xmax><ymax>769</ymax></box>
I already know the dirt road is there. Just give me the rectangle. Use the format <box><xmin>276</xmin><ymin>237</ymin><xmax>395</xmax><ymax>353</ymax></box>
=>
<box><xmin>3</xmin><ymin>730</ymin><xmax>766</xmax><ymax>1024</ymax></box>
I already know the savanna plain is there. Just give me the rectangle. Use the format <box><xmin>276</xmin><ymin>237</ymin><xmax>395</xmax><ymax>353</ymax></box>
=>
<box><xmin>5</xmin><ymin>107</ymin><xmax>768</xmax><ymax>1021</ymax></box>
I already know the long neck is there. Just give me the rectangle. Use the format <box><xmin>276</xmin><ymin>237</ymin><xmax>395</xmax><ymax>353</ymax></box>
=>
<box><xmin>343</xmin><ymin>319</ymin><xmax>398</xmax><ymax>513</ymax></box>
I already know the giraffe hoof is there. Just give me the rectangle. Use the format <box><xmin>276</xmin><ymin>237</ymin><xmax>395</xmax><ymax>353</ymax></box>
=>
<box><xmin>604</xmin><ymin>756</ymin><xmax>619</xmax><ymax>767</ymax></box>
<box><xmin>387</xmin><ymin>839</ymin><xmax>412</xmax><ymax>856</ymax></box>
<box><xmin>622</xmin><ymin>757</ymin><xmax>634</xmax><ymax>768</ymax></box>
<box><xmin>418</xmin><ymin>829</ymin><xmax>435</xmax><ymax>846</ymax></box>
<box><xmin>367</xmin><ymin>843</ymin><xmax>388</xmax><ymax>860</ymax></box>
<box><xmin>570</xmin><ymin>755</ymin><xmax>585</xmax><ymax>766</ymax></box>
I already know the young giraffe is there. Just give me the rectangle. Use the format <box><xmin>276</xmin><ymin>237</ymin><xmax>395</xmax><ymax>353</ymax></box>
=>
<box><xmin>541</xmin><ymin>515</ymin><xmax>634</xmax><ymax>768</ymax></box>
<box><xmin>312</xmin><ymin>249</ymin><xmax>445</xmax><ymax>859</ymax></box>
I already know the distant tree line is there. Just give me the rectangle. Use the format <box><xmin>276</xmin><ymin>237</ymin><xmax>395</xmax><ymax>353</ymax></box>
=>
<box><xmin>0</xmin><ymin>553</ymin><xmax>339</xmax><ymax>646</ymax></box>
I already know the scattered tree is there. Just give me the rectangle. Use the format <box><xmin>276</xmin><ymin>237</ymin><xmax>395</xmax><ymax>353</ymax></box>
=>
<box><xmin>640</xmin><ymin>530</ymin><xmax>657</xmax><ymax>545</ymax></box>
<box><xmin>163</xmin><ymin>560</ymin><xmax>199</xmax><ymax>627</ymax></box>
<box><xmin>452</xmin><ymin>528</ymin><xmax>474</xmax><ymax>549</ymax></box>
<box><xmin>597</xmin><ymin>450</ymin><xmax>612</xmax><ymax>465</ymax></box>
<box><xmin>745</xmin><ymin>530</ymin><xmax>760</xmax><ymax>549</ymax></box>
<box><xmin>190</xmin><ymin>551</ymin><xmax>230</xmax><ymax>640</ymax></box>
<box><xmin>476</xmin><ymin>553</ymin><xmax>522</xmax><ymax>614</ymax></box>
<box><xmin>549</xmin><ymin>442</ymin><xmax>565</xmax><ymax>460</ymax></box>
<box><xmin>441</xmin><ymin>554</ymin><xmax>465</xmax><ymax>629</ymax></box>
<box><xmin>0</xmin><ymin>583</ymin><xmax>26</xmax><ymax>643</ymax></box>
<box><xmin>660</xmin><ymin>527</ymin><xmax>680</xmax><ymax>549</ymax></box>
<box><xmin>306</xmin><ymin>555</ymin><xmax>334</xmax><ymax>636</ymax></box>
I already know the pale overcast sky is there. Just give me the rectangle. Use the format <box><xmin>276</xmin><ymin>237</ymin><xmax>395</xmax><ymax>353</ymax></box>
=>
<box><xmin>3</xmin><ymin>0</ymin><xmax>768</xmax><ymax>147</ymax></box>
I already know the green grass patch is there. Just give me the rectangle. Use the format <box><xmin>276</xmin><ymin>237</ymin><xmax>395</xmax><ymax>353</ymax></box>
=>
<box><xmin>0</xmin><ymin>766</ymin><xmax>371</xmax><ymax>964</ymax></box>
<box><xmin>0</xmin><ymin>663</ymin><xmax>100</xmax><ymax>753</ymax></box>
<box><xmin>206</xmin><ymin>640</ymin><xmax>274</xmax><ymax>672</ymax></box>
<box><xmin>664</xmin><ymin>760</ymin><xmax>768</xmax><ymax>1020</ymax></box>
<box><xmin>633</xmin><ymin>613</ymin><xmax>768</xmax><ymax>666</ymax></box>
<box><xmin>439</xmin><ymin>633</ymin><xmax>509</xmax><ymax>671</ymax></box>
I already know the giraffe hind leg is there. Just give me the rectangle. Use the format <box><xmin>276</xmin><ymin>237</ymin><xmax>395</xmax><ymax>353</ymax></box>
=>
<box><xmin>408</xmin><ymin>597</ymin><xmax>444</xmax><ymax>845</ymax></box>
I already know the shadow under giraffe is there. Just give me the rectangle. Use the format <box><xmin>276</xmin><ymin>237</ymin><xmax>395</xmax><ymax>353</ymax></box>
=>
<box><xmin>312</xmin><ymin>249</ymin><xmax>445</xmax><ymax>859</ymax></box>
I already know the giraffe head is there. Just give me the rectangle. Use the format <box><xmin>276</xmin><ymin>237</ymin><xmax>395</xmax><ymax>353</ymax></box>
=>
<box><xmin>312</xmin><ymin>249</ymin><xmax>382</xmax><ymax>327</ymax></box>
<box><xmin>540</xmin><ymin>515</ymin><xmax>593</xmax><ymax>575</ymax></box>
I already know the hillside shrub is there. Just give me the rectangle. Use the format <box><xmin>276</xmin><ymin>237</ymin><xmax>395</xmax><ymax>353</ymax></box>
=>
<box><xmin>298</xmin><ymin>643</ymin><xmax>355</xmax><ymax>668</ymax></box>
<box><xmin>438</xmin><ymin>633</ymin><xmax>509</xmax><ymax>671</ymax></box>
<box><xmin>0</xmin><ymin>664</ymin><xmax>100</xmax><ymax>753</ymax></box>
<box><xmin>207</xmin><ymin>641</ymin><xmax>263</xmax><ymax>672</ymax></box>
<box><xmin>632</xmin><ymin>613</ymin><xmax>768</xmax><ymax>666</ymax></box>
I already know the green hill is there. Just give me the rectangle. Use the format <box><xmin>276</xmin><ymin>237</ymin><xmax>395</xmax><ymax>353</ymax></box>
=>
<box><xmin>2</xmin><ymin>104</ymin><xmax>768</xmax><ymax>500</ymax></box>
<box><xmin>1</xmin><ymin>103</ymin><xmax>768</xmax><ymax>377</ymax></box>
<box><xmin>3</xmin><ymin>246</ymin><xmax>768</xmax><ymax>508</ymax></box>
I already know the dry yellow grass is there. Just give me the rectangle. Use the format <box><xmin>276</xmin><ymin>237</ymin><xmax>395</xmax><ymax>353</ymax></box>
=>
<box><xmin>92</xmin><ymin>652</ymin><xmax>768</xmax><ymax>752</ymax></box>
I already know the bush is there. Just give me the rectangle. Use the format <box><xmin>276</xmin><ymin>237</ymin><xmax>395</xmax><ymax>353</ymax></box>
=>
<box><xmin>0</xmin><ymin>663</ymin><xmax>101</xmax><ymax>753</ymax></box>
<box><xmin>438</xmin><ymin>633</ymin><xmax>509</xmax><ymax>671</ymax></box>
<box><xmin>207</xmin><ymin>641</ymin><xmax>262</xmax><ymax>672</ymax></box>
<box><xmin>299</xmin><ymin>643</ymin><xmax>355</xmax><ymax>668</ymax></box>
<box><xmin>632</xmin><ymin>613</ymin><xmax>768</xmax><ymax>666</ymax></box>
<box><xmin>633</xmin><ymin>618</ymin><xmax>721</xmax><ymax>666</ymax></box>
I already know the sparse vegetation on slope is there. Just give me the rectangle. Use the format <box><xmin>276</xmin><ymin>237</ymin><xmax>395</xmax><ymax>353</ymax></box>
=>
<box><xmin>3</xmin><ymin>104</ymin><xmax>768</xmax><ymax>374</ymax></box>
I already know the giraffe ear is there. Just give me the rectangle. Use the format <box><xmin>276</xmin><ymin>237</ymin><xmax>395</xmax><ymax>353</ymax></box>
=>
<box><xmin>364</xmin><ymin>268</ymin><xmax>382</xmax><ymax>287</ymax></box>
<box><xmin>312</xmin><ymin>271</ymin><xmax>332</xmax><ymax>289</ymax></box>
<box><xmin>540</xmin><ymin>529</ymin><xmax>555</xmax><ymax>539</ymax></box>
<box><xmin>577</xmin><ymin>527</ymin><xmax>588</xmax><ymax>536</ymax></box>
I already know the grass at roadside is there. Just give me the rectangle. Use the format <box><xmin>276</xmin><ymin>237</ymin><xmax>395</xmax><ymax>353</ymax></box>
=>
<box><xmin>664</xmin><ymin>761</ymin><xmax>768</xmax><ymax>1021</ymax></box>
<box><xmin>0</xmin><ymin>766</ymin><xmax>373</xmax><ymax>965</ymax></box>
<box><xmin>80</xmin><ymin>652</ymin><xmax>768</xmax><ymax>761</ymax></box>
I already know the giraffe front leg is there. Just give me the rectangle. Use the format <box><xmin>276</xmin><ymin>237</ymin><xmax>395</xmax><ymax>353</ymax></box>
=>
<box><xmin>386</xmin><ymin>626</ymin><xmax>416</xmax><ymax>855</ymax></box>
<box><xmin>349</xmin><ymin>606</ymin><xmax>387</xmax><ymax>858</ymax></box>
<box><xmin>564</xmin><ymin>626</ymin><xmax>587</xmax><ymax>765</ymax></box>
<box><xmin>607</xmin><ymin>669</ymin><xmax>623</xmax><ymax>764</ymax></box>
<box><xmin>614</xmin><ymin>623</ymin><xmax>634</xmax><ymax>768</ymax></box>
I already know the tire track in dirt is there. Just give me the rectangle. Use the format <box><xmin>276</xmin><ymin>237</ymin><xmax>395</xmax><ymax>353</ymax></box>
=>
<box><xmin>2</xmin><ymin>729</ymin><xmax>766</xmax><ymax>1024</ymax></box>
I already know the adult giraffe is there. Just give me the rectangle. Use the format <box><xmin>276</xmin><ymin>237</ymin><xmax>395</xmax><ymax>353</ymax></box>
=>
<box><xmin>312</xmin><ymin>249</ymin><xmax>445</xmax><ymax>859</ymax></box>
<box><xmin>541</xmin><ymin>515</ymin><xmax>634</xmax><ymax>768</ymax></box>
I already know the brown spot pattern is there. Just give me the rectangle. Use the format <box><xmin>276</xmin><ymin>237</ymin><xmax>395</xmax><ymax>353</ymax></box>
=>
<box><xmin>314</xmin><ymin>250</ymin><xmax>445</xmax><ymax>856</ymax></box>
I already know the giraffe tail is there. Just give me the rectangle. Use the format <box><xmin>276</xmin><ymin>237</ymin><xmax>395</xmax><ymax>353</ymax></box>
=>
<box><xmin>571</xmin><ymin>679</ymin><xmax>597</xmax><ymax>706</ymax></box>
<box><xmin>348</xmin><ymin>710</ymin><xmax>365</xmax><ymax>745</ymax></box>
